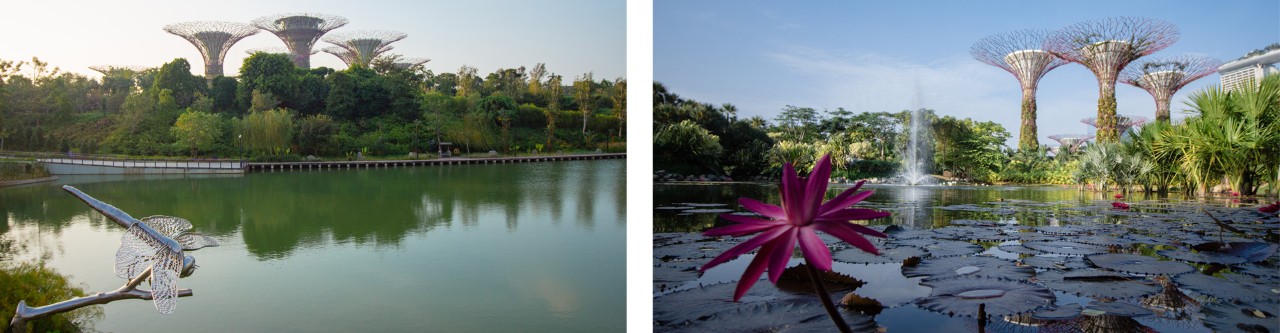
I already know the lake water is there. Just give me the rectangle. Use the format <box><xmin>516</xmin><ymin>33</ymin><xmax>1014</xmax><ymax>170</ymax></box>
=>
<box><xmin>654</xmin><ymin>182</ymin><xmax>1279</xmax><ymax>333</ymax></box>
<box><xmin>1</xmin><ymin>160</ymin><xmax>625</xmax><ymax>332</ymax></box>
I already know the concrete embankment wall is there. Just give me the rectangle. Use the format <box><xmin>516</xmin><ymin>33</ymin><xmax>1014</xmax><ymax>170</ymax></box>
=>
<box><xmin>40</xmin><ymin>159</ymin><xmax>245</xmax><ymax>175</ymax></box>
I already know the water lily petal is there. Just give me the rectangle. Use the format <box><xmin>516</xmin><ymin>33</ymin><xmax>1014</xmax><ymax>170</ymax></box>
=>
<box><xmin>780</xmin><ymin>162</ymin><xmax>804</xmax><ymax>224</ymax></box>
<box><xmin>701</xmin><ymin>227</ymin><xmax>789</xmax><ymax>272</ymax></box>
<box><xmin>818</xmin><ymin>184</ymin><xmax>872</xmax><ymax>214</ymax></box>
<box><xmin>766</xmin><ymin>227</ymin><xmax>798</xmax><ymax>283</ymax></box>
<box><xmin>801</xmin><ymin>155</ymin><xmax>833</xmax><ymax>221</ymax></box>
<box><xmin>816</xmin><ymin>222</ymin><xmax>880</xmax><ymax>255</ymax></box>
<box><xmin>733</xmin><ymin>241</ymin><xmax>775</xmax><ymax>301</ymax></box>
<box><xmin>717</xmin><ymin>213</ymin><xmax>785</xmax><ymax>226</ymax></box>
<box><xmin>815</xmin><ymin>208</ymin><xmax>892</xmax><ymax>223</ymax></box>
<box><xmin>797</xmin><ymin>227</ymin><xmax>832</xmax><ymax>272</ymax></box>
<box><xmin>704</xmin><ymin>222</ymin><xmax>782</xmax><ymax>237</ymax></box>
<box><xmin>738</xmin><ymin>197</ymin><xmax>785</xmax><ymax>219</ymax></box>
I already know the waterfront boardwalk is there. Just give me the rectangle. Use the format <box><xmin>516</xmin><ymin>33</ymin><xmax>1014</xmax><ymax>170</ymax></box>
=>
<box><xmin>247</xmin><ymin>153</ymin><xmax>626</xmax><ymax>171</ymax></box>
<box><xmin>3</xmin><ymin>151</ymin><xmax>625</xmax><ymax>175</ymax></box>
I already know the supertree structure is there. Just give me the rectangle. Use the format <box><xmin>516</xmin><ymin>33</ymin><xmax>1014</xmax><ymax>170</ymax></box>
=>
<box><xmin>392</xmin><ymin>57</ymin><xmax>431</xmax><ymax>69</ymax></box>
<box><xmin>88</xmin><ymin>65</ymin><xmax>150</xmax><ymax>76</ymax></box>
<box><xmin>1120</xmin><ymin>55</ymin><xmax>1221</xmax><ymax>123</ymax></box>
<box><xmin>1048</xmin><ymin>134</ymin><xmax>1094</xmax><ymax>153</ymax></box>
<box><xmin>972</xmin><ymin>29</ymin><xmax>1069</xmax><ymax>151</ymax></box>
<box><xmin>1082</xmin><ymin>115</ymin><xmax>1147</xmax><ymax>137</ymax></box>
<box><xmin>164</xmin><ymin>21</ymin><xmax>260</xmax><ymax>78</ymax></box>
<box><xmin>1046</xmin><ymin>17</ymin><xmax>1178</xmax><ymax>143</ymax></box>
<box><xmin>323</xmin><ymin>30</ymin><xmax>407</xmax><ymax>67</ymax></box>
<box><xmin>321</xmin><ymin>45</ymin><xmax>388</xmax><ymax>67</ymax></box>
<box><xmin>245</xmin><ymin>47</ymin><xmax>317</xmax><ymax>57</ymax></box>
<box><xmin>252</xmin><ymin>13</ymin><xmax>348</xmax><ymax>69</ymax></box>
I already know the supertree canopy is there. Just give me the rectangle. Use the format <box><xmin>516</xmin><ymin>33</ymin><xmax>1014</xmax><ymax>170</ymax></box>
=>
<box><xmin>88</xmin><ymin>65</ymin><xmax>150</xmax><ymax>76</ymax></box>
<box><xmin>392</xmin><ymin>57</ymin><xmax>431</xmax><ymax>69</ymax></box>
<box><xmin>245</xmin><ymin>47</ymin><xmax>317</xmax><ymax>56</ymax></box>
<box><xmin>322</xmin><ymin>45</ymin><xmax>394</xmax><ymax>67</ymax></box>
<box><xmin>1046</xmin><ymin>17</ymin><xmax>1178</xmax><ymax>143</ymax></box>
<box><xmin>323</xmin><ymin>30</ymin><xmax>407</xmax><ymax>67</ymax></box>
<box><xmin>252</xmin><ymin>13</ymin><xmax>348</xmax><ymax>69</ymax></box>
<box><xmin>1082</xmin><ymin>114</ymin><xmax>1147</xmax><ymax>137</ymax></box>
<box><xmin>1120</xmin><ymin>55</ymin><xmax>1222</xmax><ymax>122</ymax></box>
<box><xmin>1048</xmin><ymin>134</ymin><xmax>1094</xmax><ymax>153</ymax></box>
<box><xmin>972</xmin><ymin>29</ymin><xmax>1069</xmax><ymax>151</ymax></box>
<box><xmin>164</xmin><ymin>21</ymin><xmax>260</xmax><ymax>78</ymax></box>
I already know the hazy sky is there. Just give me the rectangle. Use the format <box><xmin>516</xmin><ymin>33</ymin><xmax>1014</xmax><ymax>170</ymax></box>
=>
<box><xmin>655</xmin><ymin>0</ymin><xmax>1279</xmax><ymax>147</ymax></box>
<box><xmin>0</xmin><ymin>0</ymin><xmax>625</xmax><ymax>80</ymax></box>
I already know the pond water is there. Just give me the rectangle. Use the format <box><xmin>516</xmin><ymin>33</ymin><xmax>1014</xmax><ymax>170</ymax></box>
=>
<box><xmin>1</xmin><ymin>160</ymin><xmax>625</xmax><ymax>332</ymax></box>
<box><xmin>654</xmin><ymin>182</ymin><xmax>1280</xmax><ymax>333</ymax></box>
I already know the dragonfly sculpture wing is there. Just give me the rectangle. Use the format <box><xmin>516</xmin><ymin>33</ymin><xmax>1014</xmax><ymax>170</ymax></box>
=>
<box><xmin>174</xmin><ymin>233</ymin><xmax>220</xmax><ymax>251</ymax></box>
<box><xmin>140</xmin><ymin>216</ymin><xmax>193</xmax><ymax>237</ymax></box>
<box><xmin>114</xmin><ymin>223</ymin><xmax>187</xmax><ymax>314</ymax></box>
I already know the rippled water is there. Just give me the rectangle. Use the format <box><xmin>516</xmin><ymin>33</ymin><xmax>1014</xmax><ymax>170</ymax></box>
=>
<box><xmin>654</xmin><ymin>182</ymin><xmax>1279</xmax><ymax>333</ymax></box>
<box><xmin>2</xmin><ymin>160</ymin><xmax>625</xmax><ymax>332</ymax></box>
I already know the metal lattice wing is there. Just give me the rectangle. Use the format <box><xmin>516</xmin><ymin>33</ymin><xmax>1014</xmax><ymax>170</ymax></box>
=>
<box><xmin>149</xmin><ymin>251</ymin><xmax>184</xmax><ymax>314</ymax></box>
<box><xmin>174</xmin><ymin>232</ymin><xmax>220</xmax><ymax>251</ymax></box>
<box><xmin>114</xmin><ymin>224</ymin><xmax>163</xmax><ymax>279</ymax></box>
<box><xmin>140</xmin><ymin>216</ymin><xmax>193</xmax><ymax>238</ymax></box>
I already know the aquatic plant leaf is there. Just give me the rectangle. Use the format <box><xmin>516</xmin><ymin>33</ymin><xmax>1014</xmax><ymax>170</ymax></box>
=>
<box><xmin>1036</xmin><ymin>270</ymin><xmax>1159</xmax><ymax>299</ymax></box>
<box><xmin>1200</xmin><ymin>299</ymin><xmax>1280</xmax><ymax>333</ymax></box>
<box><xmin>997</xmin><ymin>244</ymin><xmax>1040</xmax><ymax>255</ymax></box>
<box><xmin>1191</xmin><ymin>242</ymin><xmax>1279</xmax><ymax>263</ymax></box>
<box><xmin>916</xmin><ymin>276</ymin><xmax>1055</xmax><ymax>317</ymax></box>
<box><xmin>1174</xmin><ymin>273</ymin><xmax>1274</xmax><ymax>302</ymax></box>
<box><xmin>1022</xmin><ymin>241</ymin><xmax>1109</xmax><ymax>256</ymax></box>
<box><xmin>1073</xmin><ymin>235</ymin><xmax>1135</xmax><ymax>247</ymax></box>
<box><xmin>775</xmin><ymin>263</ymin><xmax>864</xmax><ymax>293</ymax></box>
<box><xmin>1019</xmin><ymin>255</ymin><xmax>1088</xmax><ymax>270</ymax></box>
<box><xmin>918</xmin><ymin>240</ymin><xmax>984</xmax><ymax>258</ymax></box>
<box><xmin>832</xmin><ymin>245</ymin><xmax>925</xmax><ymax>264</ymax></box>
<box><xmin>653</xmin><ymin>282</ymin><xmax>877</xmax><ymax>332</ymax></box>
<box><xmin>1083</xmin><ymin>300</ymin><xmax>1152</xmax><ymax>317</ymax></box>
<box><xmin>903</xmin><ymin>256</ymin><xmax>1032</xmax><ymax>281</ymax></box>
<box><xmin>1087</xmin><ymin>253</ymin><xmax>1194</xmax><ymax>276</ymax></box>
<box><xmin>1031</xmin><ymin>303</ymin><xmax>1082</xmax><ymax>321</ymax></box>
<box><xmin>1157</xmin><ymin>249</ymin><xmax>1246</xmax><ymax>265</ymax></box>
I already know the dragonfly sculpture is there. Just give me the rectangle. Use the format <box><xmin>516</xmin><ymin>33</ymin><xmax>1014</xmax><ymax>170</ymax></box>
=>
<box><xmin>9</xmin><ymin>186</ymin><xmax>218</xmax><ymax>331</ymax></box>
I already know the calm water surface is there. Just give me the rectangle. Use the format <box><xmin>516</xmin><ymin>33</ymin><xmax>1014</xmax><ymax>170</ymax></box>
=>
<box><xmin>2</xmin><ymin>160</ymin><xmax>625</xmax><ymax>332</ymax></box>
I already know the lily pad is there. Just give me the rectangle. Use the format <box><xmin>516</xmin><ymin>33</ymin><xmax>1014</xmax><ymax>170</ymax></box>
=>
<box><xmin>1036</xmin><ymin>270</ymin><xmax>1160</xmax><ymax>300</ymax></box>
<box><xmin>1158</xmin><ymin>248</ymin><xmax>1247</xmax><ymax>265</ymax></box>
<box><xmin>918</xmin><ymin>240</ymin><xmax>985</xmax><ymax>258</ymax></box>
<box><xmin>1192</xmin><ymin>242</ymin><xmax>1279</xmax><ymax>263</ymax></box>
<box><xmin>1083</xmin><ymin>300</ymin><xmax>1152</xmax><ymax>317</ymax></box>
<box><xmin>832</xmin><ymin>245</ymin><xmax>926</xmax><ymax>265</ymax></box>
<box><xmin>1087</xmin><ymin>253</ymin><xmax>1195</xmax><ymax>276</ymax></box>
<box><xmin>1200</xmin><ymin>299</ymin><xmax>1280</xmax><ymax>333</ymax></box>
<box><xmin>902</xmin><ymin>256</ymin><xmax>1032</xmax><ymax>281</ymax></box>
<box><xmin>1031</xmin><ymin>303</ymin><xmax>1082</xmax><ymax>321</ymax></box>
<box><xmin>996</xmin><ymin>244</ymin><xmax>1040</xmax><ymax>255</ymax></box>
<box><xmin>1022</xmin><ymin>241</ymin><xmax>1109</xmax><ymax>256</ymax></box>
<box><xmin>681</xmin><ymin>208</ymin><xmax>736</xmax><ymax>214</ymax></box>
<box><xmin>1174</xmin><ymin>273</ymin><xmax>1273</xmax><ymax>302</ymax></box>
<box><xmin>1019</xmin><ymin>255</ymin><xmax>1089</xmax><ymax>270</ymax></box>
<box><xmin>915</xmin><ymin>276</ymin><xmax>1055</xmax><ymax>317</ymax></box>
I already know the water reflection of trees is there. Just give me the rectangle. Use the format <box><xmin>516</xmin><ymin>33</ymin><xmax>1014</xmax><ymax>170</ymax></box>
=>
<box><xmin>1</xmin><ymin>160</ymin><xmax>621</xmax><ymax>261</ymax></box>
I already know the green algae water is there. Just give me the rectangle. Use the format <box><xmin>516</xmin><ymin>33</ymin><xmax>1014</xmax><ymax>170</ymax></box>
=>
<box><xmin>1</xmin><ymin>160</ymin><xmax>625</xmax><ymax>332</ymax></box>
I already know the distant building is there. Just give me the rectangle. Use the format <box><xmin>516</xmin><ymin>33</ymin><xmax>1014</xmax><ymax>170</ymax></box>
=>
<box><xmin>1218</xmin><ymin>48</ymin><xmax>1280</xmax><ymax>91</ymax></box>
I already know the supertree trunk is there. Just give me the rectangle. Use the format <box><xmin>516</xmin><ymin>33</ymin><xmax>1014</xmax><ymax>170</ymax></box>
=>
<box><xmin>1154</xmin><ymin>97</ymin><xmax>1171</xmax><ymax>123</ymax></box>
<box><xmin>1095</xmin><ymin>82</ymin><xmax>1119</xmax><ymax>142</ymax></box>
<box><xmin>1019</xmin><ymin>89</ymin><xmax>1039</xmax><ymax>151</ymax></box>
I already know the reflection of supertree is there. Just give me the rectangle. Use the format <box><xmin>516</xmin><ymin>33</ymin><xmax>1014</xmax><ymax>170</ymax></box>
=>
<box><xmin>1120</xmin><ymin>55</ymin><xmax>1221</xmax><ymax>122</ymax></box>
<box><xmin>1047</xmin><ymin>17</ymin><xmax>1178</xmax><ymax>142</ymax></box>
<box><xmin>1048</xmin><ymin>134</ymin><xmax>1094</xmax><ymax>153</ymax></box>
<box><xmin>163</xmin><ymin>21</ymin><xmax>260</xmax><ymax>78</ymax></box>
<box><xmin>972</xmin><ymin>29</ymin><xmax>1069</xmax><ymax>151</ymax></box>
<box><xmin>252</xmin><ymin>13</ymin><xmax>348</xmax><ymax>69</ymax></box>
<box><xmin>322</xmin><ymin>30</ymin><xmax>407</xmax><ymax>67</ymax></box>
<box><xmin>1082</xmin><ymin>114</ymin><xmax>1147</xmax><ymax>137</ymax></box>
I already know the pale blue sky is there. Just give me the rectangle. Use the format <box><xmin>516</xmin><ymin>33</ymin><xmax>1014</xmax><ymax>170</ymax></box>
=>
<box><xmin>655</xmin><ymin>0</ymin><xmax>1279</xmax><ymax>147</ymax></box>
<box><xmin>0</xmin><ymin>0</ymin><xmax>625</xmax><ymax>80</ymax></box>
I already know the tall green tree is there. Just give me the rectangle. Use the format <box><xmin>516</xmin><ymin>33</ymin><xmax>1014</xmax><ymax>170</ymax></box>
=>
<box><xmin>151</xmin><ymin>58</ymin><xmax>203</xmax><ymax>108</ymax></box>
<box><xmin>236</xmin><ymin>53</ymin><xmax>297</xmax><ymax>111</ymax></box>
<box><xmin>573</xmin><ymin>72</ymin><xmax>595</xmax><ymax>145</ymax></box>
<box><xmin>171</xmin><ymin>110</ymin><xmax>223</xmax><ymax>157</ymax></box>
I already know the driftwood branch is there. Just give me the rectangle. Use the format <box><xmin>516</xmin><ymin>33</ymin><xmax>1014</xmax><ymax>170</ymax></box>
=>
<box><xmin>9</xmin><ymin>267</ymin><xmax>193</xmax><ymax>333</ymax></box>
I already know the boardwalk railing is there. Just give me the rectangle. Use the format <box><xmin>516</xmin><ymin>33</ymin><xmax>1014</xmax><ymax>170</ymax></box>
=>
<box><xmin>247</xmin><ymin>153</ymin><xmax>626</xmax><ymax>171</ymax></box>
<box><xmin>0</xmin><ymin>151</ymin><xmax>246</xmax><ymax>173</ymax></box>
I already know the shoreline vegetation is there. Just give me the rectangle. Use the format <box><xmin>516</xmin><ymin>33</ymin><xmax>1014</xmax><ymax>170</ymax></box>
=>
<box><xmin>0</xmin><ymin>54</ymin><xmax>626</xmax><ymax>164</ymax></box>
<box><xmin>653</xmin><ymin>74</ymin><xmax>1278</xmax><ymax>198</ymax></box>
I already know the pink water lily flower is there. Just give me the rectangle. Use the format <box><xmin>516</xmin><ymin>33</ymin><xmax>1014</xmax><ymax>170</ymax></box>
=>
<box><xmin>701</xmin><ymin>154</ymin><xmax>889</xmax><ymax>301</ymax></box>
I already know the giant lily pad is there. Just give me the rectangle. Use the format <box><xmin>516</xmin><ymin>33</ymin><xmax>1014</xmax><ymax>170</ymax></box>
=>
<box><xmin>1022</xmin><ymin>241</ymin><xmax>1109</xmax><ymax>256</ymax></box>
<box><xmin>918</xmin><ymin>240</ymin><xmax>985</xmax><ymax>258</ymax></box>
<box><xmin>653</xmin><ymin>282</ymin><xmax>878</xmax><ymax>332</ymax></box>
<box><xmin>1082</xmin><ymin>300</ymin><xmax>1152</xmax><ymax>317</ymax></box>
<box><xmin>1031</xmin><ymin>303</ymin><xmax>1082</xmax><ymax>321</ymax></box>
<box><xmin>1200</xmin><ymin>299</ymin><xmax>1280</xmax><ymax>333</ymax></box>
<box><xmin>1035</xmin><ymin>270</ymin><xmax>1159</xmax><ymax>300</ymax></box>
<box><xmin>903</xmin><ymin>256</ymin><xmax>1032</xmax><ymax>281</ymax></box>
<box><xmin>915</xmin><ymin>276</ymin><xmax>1055</xmax><ymax>317</ymax></box>
<box><xmin>1191</xmin><ymin>241</ymin><xmax>1279</xmax><ymax>263</ymax></box>
<box><xmin>1087</xmin><ymin>253</ymin><xmax>1195</xmax><ymax>276</ymax></box>
<box><xmin>1174</xmin><ymin>273</ymin><xmax>1274</xmax><ymax>302</ymax></box>
<box><xmin>832</xmin><ymin>245</ymin><xmax>925</xmax><ymax>265</ymax></box>
<box><xmin>1019</xmin><ymin>255</ymin><xmax>1089</xmax><ymax>270</ymax></box>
